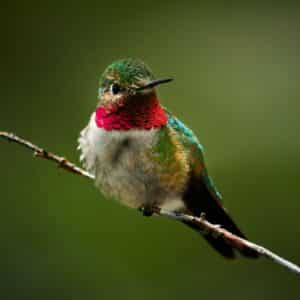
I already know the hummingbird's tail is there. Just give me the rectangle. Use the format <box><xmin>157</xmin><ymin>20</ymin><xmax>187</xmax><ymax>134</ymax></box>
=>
<box><xmin>182</xmin><ymin>210</ymin><xmax>259</xmax><ymax>259</ymax></box>
<box><xmin>182</xmin><ymin>175</ymin><xmax>259</xmax><ymax>259</ymax></box>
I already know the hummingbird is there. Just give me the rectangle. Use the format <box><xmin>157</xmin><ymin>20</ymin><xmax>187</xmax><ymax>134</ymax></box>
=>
<box><xmin>78</xmin><ymin>58</ymin><xmax>258</xmax><ymax>259</ymax></box>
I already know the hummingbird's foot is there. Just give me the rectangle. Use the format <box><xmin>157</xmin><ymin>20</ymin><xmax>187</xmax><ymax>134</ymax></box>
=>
<box><xmin>143</xmin><ymin>208</ymin><xmax>154</xmax><ymax>217</ymax></box>
<box><xmin>138</xmin><ymin>205</ymin><xmax>154</xmax><ymax>217</ymax></box>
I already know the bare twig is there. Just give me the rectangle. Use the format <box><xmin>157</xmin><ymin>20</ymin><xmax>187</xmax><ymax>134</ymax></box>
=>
<box><xmin>0</xmin><ymin>131</ymin><xmax>94</xmax><ymax>179</ymax></box>
<box><xmin>1</xmin><ymin>131</ymin><xmax>300</xmax><ymax>275</ymax></box>
<box><xmin>153</xmin><ymin>208</ymin><xmax>300</xmax><ymax>275</ymax></box>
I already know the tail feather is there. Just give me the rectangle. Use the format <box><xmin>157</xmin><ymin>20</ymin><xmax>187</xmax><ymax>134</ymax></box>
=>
<box><xmin>183</xmin><ymin>175</ymin><xmax>259</xmax><ymax>259</ymax></box>
<box><xmin>183</xmin><ymin>219</ymin><xmax>236</xmax><ymax>259</ymax></box>
<box><xmin>182</xmin><ymin>210</ymin><xmax>259</xmax><ymax>259</ymax></box>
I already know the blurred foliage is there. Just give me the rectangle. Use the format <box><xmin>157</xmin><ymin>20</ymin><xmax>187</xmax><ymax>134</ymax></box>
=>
<box><xmin>0</xmin><ymin>1</ymin><xmax>300</xmax><ymax>299</ymax></box>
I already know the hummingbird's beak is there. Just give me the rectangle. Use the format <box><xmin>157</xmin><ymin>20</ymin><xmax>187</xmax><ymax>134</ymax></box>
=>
<box><xmin>136</xmin><ymin>78</ymin><xmax>173</xmax><ymax>91</ymax></box>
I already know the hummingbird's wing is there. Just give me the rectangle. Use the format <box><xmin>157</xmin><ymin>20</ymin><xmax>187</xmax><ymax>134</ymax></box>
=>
<box><xmin>165</xmin><ymin>110</ymin><xmax>258</xmax><ymax>259</ymax></box>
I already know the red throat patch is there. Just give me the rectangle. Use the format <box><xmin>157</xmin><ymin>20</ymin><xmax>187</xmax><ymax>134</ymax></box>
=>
<box><xmin>95</xmin><ymin>96</ymin><xmax>167</xmax><ymax>130</ymax></box>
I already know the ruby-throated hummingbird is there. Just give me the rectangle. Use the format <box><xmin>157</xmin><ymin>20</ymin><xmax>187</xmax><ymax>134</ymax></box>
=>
<box><xmin>78</xmin><ymin>58</ymin><xmax>258</xmax><ymax>259</ymax></box>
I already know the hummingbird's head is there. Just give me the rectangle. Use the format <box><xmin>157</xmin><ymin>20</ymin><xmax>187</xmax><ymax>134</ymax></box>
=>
<box><xmin>97</xmin><ymin>58</ymin><xmax>172</xmax><ymax>112</ymax></box>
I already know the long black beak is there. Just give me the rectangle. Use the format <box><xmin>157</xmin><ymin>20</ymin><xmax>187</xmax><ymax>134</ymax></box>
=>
<box><xmin>136</xmin><ymin>78</ymin><xmax>173</xmax><ymax>91</ymax></box>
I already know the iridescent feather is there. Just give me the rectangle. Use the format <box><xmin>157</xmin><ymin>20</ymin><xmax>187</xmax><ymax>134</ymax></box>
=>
<box><xmin>165</xmin><ymin>110</ymin><xmax>258</xmax><ymax>258</ymax></box>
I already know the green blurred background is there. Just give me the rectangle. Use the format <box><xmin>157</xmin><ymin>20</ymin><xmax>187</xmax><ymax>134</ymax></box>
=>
<box><xmin>1</xmin><ymin>1</ymin><xmax>300</xmax><ymax>299</ymax></box>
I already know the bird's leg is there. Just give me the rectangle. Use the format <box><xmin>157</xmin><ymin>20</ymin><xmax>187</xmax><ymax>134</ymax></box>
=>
<box><xmin>139</xmin><ymin>203</ymin><xmax>154</xmax><ymax>217</ymax></box>
<box><xmin>143</xmin><ymin>205</ymin><xmax>154</xmax><ymax>217</ymax></box>
<box><xmin>139</xmin><ymin>184</ymin><xmax>155</xmax><ymax>217</ymax></box>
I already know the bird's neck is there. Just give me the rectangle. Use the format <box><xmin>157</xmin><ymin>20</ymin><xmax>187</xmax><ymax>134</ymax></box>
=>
<box><xmin>95</xmin><ymin>95</ymin><xmax>167</xmax><ymax>131</ymax></box>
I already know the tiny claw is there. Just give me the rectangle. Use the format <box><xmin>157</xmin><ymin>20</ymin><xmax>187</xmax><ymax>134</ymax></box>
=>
<box><xmin>138</xmin><ymin>205</ymin><xmax>154</xmax><ymax>217</ymax></box>
<box><xmin>143</xmin><ymin>207</ymin><xmax>154</xmax><ymax>217</ymax></box>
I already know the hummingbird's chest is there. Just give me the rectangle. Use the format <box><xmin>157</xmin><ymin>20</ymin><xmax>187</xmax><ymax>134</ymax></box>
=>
<box><xmin>79</xmin><ymin>114</ymin><xmax>163</xmax><ymax>208</ymax></box>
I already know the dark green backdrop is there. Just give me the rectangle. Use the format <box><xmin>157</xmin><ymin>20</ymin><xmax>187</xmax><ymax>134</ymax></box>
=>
<box><xmin>1</xmin><ymin>2</ymin><xmax>299</xmax><ymax>299</ymax></box>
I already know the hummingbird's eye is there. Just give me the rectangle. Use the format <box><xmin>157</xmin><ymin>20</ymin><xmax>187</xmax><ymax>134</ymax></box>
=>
<box><xmin>110</xmin><ymin>83</ymin><xmax>121</xmax><ymax>95</ymax></box>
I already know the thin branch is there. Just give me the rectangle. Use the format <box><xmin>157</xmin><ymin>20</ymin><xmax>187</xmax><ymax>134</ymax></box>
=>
<box><xmin>1</xmin><ymin>131</ymin><xmax>300</xmax><ymax>276</ymax></box>
<box><xmin>153</xmin><ymin>208</ymin><xmax>300</xmax><ymax>275</ymax></box>
<box><xmin>0</xmin><ymin>131</ymin><xmax>94</xmax><ymax>179</ymax></box>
